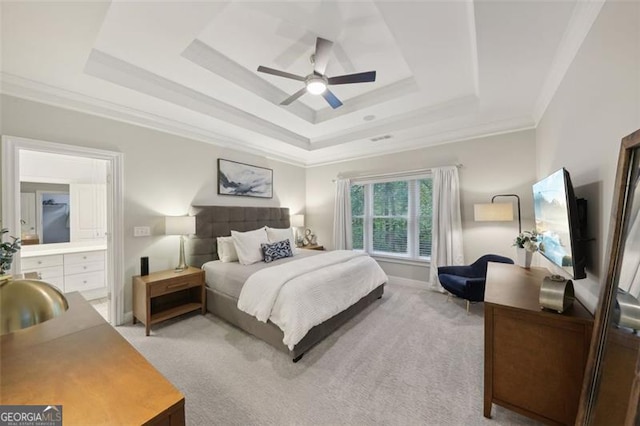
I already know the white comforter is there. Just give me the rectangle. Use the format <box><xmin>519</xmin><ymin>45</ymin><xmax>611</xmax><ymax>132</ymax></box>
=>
<box><xmin>237</xmin><ymin>250</ymin><xmax>388</xmax><ymax>349</ymax></box>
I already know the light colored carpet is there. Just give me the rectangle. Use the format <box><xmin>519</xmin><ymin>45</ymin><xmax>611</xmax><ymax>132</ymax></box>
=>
<box><xmin>117</xmin><ymin>280</ymin><xmax>541</xmax><ymax>425</ymax></box>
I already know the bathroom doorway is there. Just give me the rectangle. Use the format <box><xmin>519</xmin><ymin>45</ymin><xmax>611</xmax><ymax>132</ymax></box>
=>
<box><xmin>2</xmin><ymin>136</ymin><xmax>124</xmax><ymax>325</ymax></box>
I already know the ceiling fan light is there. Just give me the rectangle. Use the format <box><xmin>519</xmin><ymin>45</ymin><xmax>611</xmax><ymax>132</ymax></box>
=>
<box><xmin>306</xmin><ymin>80</ymin><xmax>327</xmax><ymax>95</ymax></box>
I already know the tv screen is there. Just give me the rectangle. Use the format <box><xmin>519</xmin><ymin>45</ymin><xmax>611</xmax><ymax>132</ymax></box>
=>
<box><xmin>533</xmin><ymin>168</ymin><xmax>586</xmax><ymax>279</ymax></box>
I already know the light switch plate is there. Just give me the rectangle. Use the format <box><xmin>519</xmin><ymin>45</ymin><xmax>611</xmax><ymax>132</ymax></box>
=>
<box><xmin>133</xmin><ymin>226</ymin><xmax>151</xmax><ymax>237</ymax></box>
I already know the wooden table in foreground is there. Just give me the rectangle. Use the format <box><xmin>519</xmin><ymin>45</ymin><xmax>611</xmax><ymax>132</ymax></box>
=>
<box><xmin>0</xmin><ymin>292</ymin><xmax>185</xmax><ymax>426</ymax></box>
<box><xmin>484</xmin><ymin>263</ymin><xmax>593</xmax><ymax>426</ymax></box>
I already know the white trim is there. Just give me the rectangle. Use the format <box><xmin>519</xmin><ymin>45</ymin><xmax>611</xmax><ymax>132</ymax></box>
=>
<box><xmin>1</xmin><ymin>136</ymin><xmax>125</xmax><ymax>326</ymax></box>
<box><xmin>387</xmin><ymin>275</ymin><xmax>429</xmax><ymax>289</ymax></box>
<box><xmin>1</xmin><ymin>73</ymin><xmax>307</xmax><ymax>167</ymax></box>
<box><xmin>123</xmin><ymin>310</ymin><xmax>134</xmax><ymax>325</ymax></box>
<box><xmin>2</xmin><ymin>73</ymin><xmax>538</xmax><ymax>168</ymax></box>
<box><xmin>466</xmin><ymin>0</ymin><xmax>481</xmax><ymax>97</ymax></box>
<box><xmin>373</xmin><ymin>254</ymin><xmax>429</xmax><ymax>267</ymax></box>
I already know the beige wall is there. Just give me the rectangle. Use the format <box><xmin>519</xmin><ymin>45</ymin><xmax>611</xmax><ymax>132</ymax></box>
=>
<box><xmin>1</xmin><ymin>0</ymin><xmax>637</xmax><ymax>314</ymax></box>
<box><xmin>305</xmin><ymin>130</ymin><xmax>537</xmax><ymax>282</ymax></box>
<box><xmin>1</xmin><ymin>95</ymin><xmax>306</xmax><ymax>314</ymax></box>
<box><xmin>535</xmin><ymin>0</ymin><xmax>640</xmax><ymax>312</ymax></box>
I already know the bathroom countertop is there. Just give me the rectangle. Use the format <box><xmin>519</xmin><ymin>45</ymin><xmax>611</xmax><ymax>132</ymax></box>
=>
<box><xmin>20</xmin><ymin>242</ymin><xmax>107</xmax><ymax>257</ymax></box>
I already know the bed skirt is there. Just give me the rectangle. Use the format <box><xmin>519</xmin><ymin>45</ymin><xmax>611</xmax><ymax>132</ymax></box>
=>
<box><xmin>205</xmin><ymin>284</ymin><xmax>385</xmax><ymax>360</ymax></box>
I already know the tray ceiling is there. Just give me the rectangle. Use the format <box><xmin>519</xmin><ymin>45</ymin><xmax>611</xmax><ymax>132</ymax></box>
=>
<box><xmin>0</xmin><ymin>1</ymin><xmax>601</xmax><ymax>166</ymax></box>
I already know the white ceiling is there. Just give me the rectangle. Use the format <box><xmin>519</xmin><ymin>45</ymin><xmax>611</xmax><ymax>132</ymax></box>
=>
<box><xmin>0</xmin><ymin>1</ymin><xmax>603</xmax><ymax>167</ymax></box>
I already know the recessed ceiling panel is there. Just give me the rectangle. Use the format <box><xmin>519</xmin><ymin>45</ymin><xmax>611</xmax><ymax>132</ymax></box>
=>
<box><xmin>195</xmin><ymin>1</ymin><xmax>413</xmax><ymax>110</ymax></box>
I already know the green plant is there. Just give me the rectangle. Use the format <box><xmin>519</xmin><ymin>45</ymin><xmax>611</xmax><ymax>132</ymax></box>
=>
<box><xmin>1</xmin><ymin>228</ymin><xmax>21</xmax><ymax>275</ymax></box>
<box><xmin>514</xmin><ymin>230</ymin><xmax>539</xmax><ymax>252</ymax></box>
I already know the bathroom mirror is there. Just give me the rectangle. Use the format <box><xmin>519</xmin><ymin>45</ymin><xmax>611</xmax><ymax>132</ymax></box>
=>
<box><xmin>577</xmin><ymin>128</ymin><xmax>640</xmax><ymax>424</ymax></box>
<box><xmin>18</xmin><ymin>150</ymin><xmax>108</xmax><ymax>246</ymax></box>
<box><xmin>20</xmin><ymin>183</ymin><xmax>71</xmax><ymax>245</ymax></box>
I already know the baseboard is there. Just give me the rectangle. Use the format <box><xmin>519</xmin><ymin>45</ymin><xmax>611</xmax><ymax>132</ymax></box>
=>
<box><xmin>123</xmin><ymin>311</ymin><xmax>133</xmax><ymax>325</ymax></box>
<box><xmin>388</xmin><ymin>275</ymin><xmax>429</xmax><ymax>289</ymax></box>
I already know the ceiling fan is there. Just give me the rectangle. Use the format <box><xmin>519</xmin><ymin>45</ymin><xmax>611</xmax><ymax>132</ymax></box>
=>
<box><xmin>257</xmin><ymin>37</ymin><xmax>376</xmax><ymax>109</ymax></box>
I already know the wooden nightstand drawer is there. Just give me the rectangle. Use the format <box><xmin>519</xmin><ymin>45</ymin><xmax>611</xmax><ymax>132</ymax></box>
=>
<box><xmin>149</xmin><ymin>275</ymin><xmax>202</xmax><ymax>297</ymax></box>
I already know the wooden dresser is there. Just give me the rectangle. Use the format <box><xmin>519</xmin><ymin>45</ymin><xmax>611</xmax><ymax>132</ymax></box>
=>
<box><xmin>484</xmin><ymin>263</ymin><xmax>593</xmax><ymax>425</ymax></box>
<box><xmin>0</xmin><ymin>292</ymin><xmax>185</xmax><ymax>425</ymax></box>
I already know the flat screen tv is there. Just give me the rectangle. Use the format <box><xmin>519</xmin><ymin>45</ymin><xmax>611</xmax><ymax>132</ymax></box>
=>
<box><xmin>532</xmin><ymin>168</ymin><xmax>587</xmax><ymax>280</ymax></box>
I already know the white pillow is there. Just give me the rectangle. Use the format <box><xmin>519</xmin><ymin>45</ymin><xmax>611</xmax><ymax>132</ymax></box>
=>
<box><xmin>266</xmin><ymin>226</ymin><xmax>296</xmax><ymax>251</ymax></box>
<box><xmin>216</xmin><ymin>236</ymin><xmax>238</xmax><ymax>263</ymax></box>
<box><xmin>231</xmin><ymin>227</ymin><xmax>269</xmax><ymax>265</ymax></box>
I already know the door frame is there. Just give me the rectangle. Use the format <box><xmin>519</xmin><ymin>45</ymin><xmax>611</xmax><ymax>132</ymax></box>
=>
<box><xmin>2</xmin><ymin>135</ymin><xmax>125</xmax><ymax>325</ymax></box>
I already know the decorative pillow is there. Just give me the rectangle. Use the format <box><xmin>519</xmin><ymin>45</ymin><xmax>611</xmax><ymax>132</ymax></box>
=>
<box><xmin>216</xmin><ymin>236</ymin><xmax>238</xmax><ymax>263</ymax></box>
<box><xmin>266</xmin><ymin>226</ymin><xmax>296</xmax><ymax>251</ymax></box>
<box><xmin>261</xmin><ymin>239</ymin><xmax>293</xmax><ymax>263</ymax></box>
<box><xmin>231</xmin><ymin>227</ymin><xmax>269</xmax><ymax>265</ymax></box>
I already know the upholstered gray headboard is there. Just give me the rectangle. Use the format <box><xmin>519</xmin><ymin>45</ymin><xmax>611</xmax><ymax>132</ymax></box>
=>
<box><xmin>188</xmin><ymin>206</ymin><xmax>290</xmax><ymax>268</ymax></box>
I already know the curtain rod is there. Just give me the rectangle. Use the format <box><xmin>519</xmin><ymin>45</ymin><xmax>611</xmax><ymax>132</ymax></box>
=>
<box><xmin>332</xmin><ymin>163</ymin><xmax>463</xmax><ymax>183</ymax></box>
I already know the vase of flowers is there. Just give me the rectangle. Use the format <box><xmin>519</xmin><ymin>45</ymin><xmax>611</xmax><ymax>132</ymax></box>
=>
<box><xmin>1</xmin><ymin>228</ymin><xmax>22</xmax><ymax>280</ymax></box>
<box><xmin>513</xmin><ymin>230</ymin><xmax>539</xmax><ymax>269</ymax></box>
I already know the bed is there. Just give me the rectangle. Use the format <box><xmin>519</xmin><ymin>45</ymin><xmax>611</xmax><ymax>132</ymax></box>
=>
<box><xmin>187</xmin><ymin>206</ymin><xmax>386</xmax><ymax>362</ymax></box>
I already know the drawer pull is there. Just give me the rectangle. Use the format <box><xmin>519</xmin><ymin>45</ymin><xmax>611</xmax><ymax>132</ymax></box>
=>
<box><xmin>83</xmin><ymin>266</ymin><xmax>87</xmax><ymax>270</ymax></box>
<box><xmin>37</xmin><ymin>261</ymin><xmax>42</xmax><ymax>265</ymax></box>
<box><xmin>167</xmin><ymin>282</ymin><xmax>189</xmax><ymax>289</ymax></box>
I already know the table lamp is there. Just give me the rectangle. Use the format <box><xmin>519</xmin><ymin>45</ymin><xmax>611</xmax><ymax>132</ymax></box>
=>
<box><xmin>290</xmin><ymin>214</ymin><xmax>305</xmax><ymax>247</ymax></box>
<box><xmin>165</xmin><ymin>216</ymin><xmax>196</xmax><ymax>272</ymax></box>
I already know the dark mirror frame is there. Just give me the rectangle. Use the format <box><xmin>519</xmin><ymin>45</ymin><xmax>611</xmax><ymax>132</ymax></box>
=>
<box><xmin>577</xmin><ymin>128</ymin><xmax>640</xmax><ymax>424</ymax></box>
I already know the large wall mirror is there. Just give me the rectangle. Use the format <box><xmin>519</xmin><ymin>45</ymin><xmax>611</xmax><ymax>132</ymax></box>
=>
<box><xmin>19</xmin><ymin>150</ymin><xmax>108</xmax><ymax>246</ymax></box>
<box><xmin>578</xmin><ymin>128</ymin><xmax>640</xmax><ymax>424</ymax></box>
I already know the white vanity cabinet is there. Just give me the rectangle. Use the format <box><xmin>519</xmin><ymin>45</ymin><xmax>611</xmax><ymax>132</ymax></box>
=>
<box><xmin>63</xmin><ymin>251</ymin><xmax>106</xmax><ymax>293</ymax></box>
<box><xmin>21</xmin><ymin>249</ymin><xmax>106</xmax><ymax>298</ymax></box>
<box><xmin>20</xmin><ymin>254</ymin><xmax>64</xmax><ymax>291</ymax></box>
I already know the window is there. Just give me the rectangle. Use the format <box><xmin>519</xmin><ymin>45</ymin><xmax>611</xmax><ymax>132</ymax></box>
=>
<box><xmin>351</xmin><ymin>177</ymin><xmax>432</xmax><ymax>261</ymax></box>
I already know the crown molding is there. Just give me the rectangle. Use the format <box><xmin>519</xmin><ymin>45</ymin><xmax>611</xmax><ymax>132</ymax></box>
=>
<box><xmin>0</xmin><ymin>72</ymin><xmax>308</xmax><ymax>167</ymax></box>
<box><xmin>2</xmin><ymin>72</ymin><xmax>535</xmax><ymax>169</ymax></box>
<box><xmin>466</xmin><ymin>0</ymin><xmax>480</xmax><ymax>97</ymax></box>
<box><xmin>310</xmin><ymin>95</ymin><xmax>479</xmax><ymax>149</ymax></box>
<box><xmin>305</xmin><ymin>115</ymin><xmax>536</xmax><ymax>167</ymax></box>
<box><xmin>84</xmin><ymin>49</ymin><xmax>311</xmax><ymax>150</ymax></box>
<box><xmin>532</xmin><ymin>0</ymin><xmax>605</xmax><ymax>124</ymax></box>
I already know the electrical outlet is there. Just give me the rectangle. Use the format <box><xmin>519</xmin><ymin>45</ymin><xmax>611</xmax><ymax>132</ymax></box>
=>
<box><xmin>133</xmin><ymin>226</ymin><xmax>151</xmax><ymax>237</ymax></box>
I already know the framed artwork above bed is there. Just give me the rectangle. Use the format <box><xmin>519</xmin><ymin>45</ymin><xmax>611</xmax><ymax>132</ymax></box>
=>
<box><xmin>218</xmin><ymin>159</ymin><xmax>273</xmax><ymax>198</ymax></box>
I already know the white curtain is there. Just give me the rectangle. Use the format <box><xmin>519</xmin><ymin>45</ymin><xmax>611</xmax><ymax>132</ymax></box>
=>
<box><xmin>429</xmin><ymin>166</ymin><xmax>464</xmax><ymax>292</ymax></box>
<box><xmin>333</xmin><ymin>178</ymin><xmax>352</xmax><ymax>250</ymax></box>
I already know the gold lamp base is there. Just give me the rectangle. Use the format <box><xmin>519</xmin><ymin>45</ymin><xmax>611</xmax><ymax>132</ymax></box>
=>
<box><xmin>0</xmin><ymin>277</ymin><xmax>69</xmax><ymax>335</ymax></box>
<box><xmin>175</xmin><ymin>235</ymin><xmax>188</xmax><ymax>273</ymax></box>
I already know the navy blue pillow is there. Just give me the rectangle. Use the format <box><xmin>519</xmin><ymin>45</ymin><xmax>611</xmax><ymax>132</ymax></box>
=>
<box><xmin>261</xmin><ymin>239</ymin><xmax>293</xmax><ymax>263</ymax></box>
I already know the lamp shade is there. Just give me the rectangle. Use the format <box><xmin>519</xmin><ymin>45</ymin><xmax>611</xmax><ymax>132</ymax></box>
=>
<box><xmin>474</xmin><ymin>203</ymin><xmax>514</xmax><ymax>222</ymax></box>
<box><xmin>165</xmin><ymin>216</ymin><xmax>195</xmax><ymax>235</ymax></box>
<box><xmin>290</xmin><ymin>214</ymin><xmax>305</xmax><ymax>228</ymax></box>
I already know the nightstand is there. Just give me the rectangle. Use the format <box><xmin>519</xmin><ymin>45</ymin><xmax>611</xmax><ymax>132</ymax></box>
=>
<box><xmin>301</xmin><ymin>244</ymin><xmax>324</xmax><ymax>251</ymax></box>
<box><xmin>132</xmin><ymin>266</ymin><xmax>205</xmax><ymax>336</ymax></box>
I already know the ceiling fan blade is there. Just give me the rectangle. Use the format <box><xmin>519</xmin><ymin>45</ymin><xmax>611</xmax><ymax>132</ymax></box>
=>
<box><xmin>313</xmin><ymin>37</ymin><xmax>333</xmax><ymax>75</ymax></box>
<box><xmin>280</xmin><ymin>87</ymin><xmax>307</xmax><ymax>105</ymax></box>
<box><xmin>322</xmin><ymin>89</ymin><xmax>343</xmax><ymax>109</ymax></box>
<box><xmin>257</xmin><ymin>66</ymin><xmax>305</xmax><ymax>82</ymax></box>
<box><xmin>328</xmin><ymin>71</ymin><xmax>376</xmax><ymax>85</ymax></box>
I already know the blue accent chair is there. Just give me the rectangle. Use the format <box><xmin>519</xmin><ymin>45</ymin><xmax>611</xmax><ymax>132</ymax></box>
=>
<box><xmin>438</xmin><ymin>254</ymin><xmax>514</xmax><ymax>312</ymax></box>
